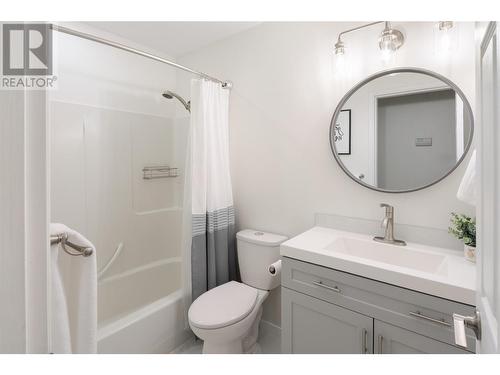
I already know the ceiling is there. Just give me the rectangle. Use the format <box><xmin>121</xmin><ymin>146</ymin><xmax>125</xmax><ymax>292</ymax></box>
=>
<box><xmin>85</xmin><ymin>22</ymin><xmax>261</xmax><ymax>58</ymax></box>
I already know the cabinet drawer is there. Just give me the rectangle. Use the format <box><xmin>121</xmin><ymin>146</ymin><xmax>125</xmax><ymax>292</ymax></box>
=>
<box><xmin>282</xmin><ymin>257</ymin><xmax>476</xmax><ymax>352</ymax></box>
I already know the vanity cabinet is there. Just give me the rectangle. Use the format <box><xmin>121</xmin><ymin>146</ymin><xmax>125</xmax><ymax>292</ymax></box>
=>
<box><xmin>281</xmin><ymin>257</ymin><xmax>475</xmax><ymax>354</ymax></box>
<box><xmin>282</xmin><ymin>288</ymin><xmax>372</xmax><ymax>354</ymax></box>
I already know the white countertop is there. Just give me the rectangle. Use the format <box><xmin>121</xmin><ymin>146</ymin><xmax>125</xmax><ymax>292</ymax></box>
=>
<box><xmin>280</xmin><ymin>226</ymin><xmax>476</xmax><ymax>305</ymax></box>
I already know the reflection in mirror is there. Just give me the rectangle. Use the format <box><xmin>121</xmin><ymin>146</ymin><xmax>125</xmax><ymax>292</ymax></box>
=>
<box><xmin>330</xmin><ymin>69</ymin><xmax>473</xmax><ymax>193</ymax></box>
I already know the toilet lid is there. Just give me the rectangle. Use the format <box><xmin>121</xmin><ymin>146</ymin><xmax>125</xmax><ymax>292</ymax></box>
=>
<box><xmin>189</xmin><ymin>281</ymin><xmax>258</xmax><ymax>329</ymax></box>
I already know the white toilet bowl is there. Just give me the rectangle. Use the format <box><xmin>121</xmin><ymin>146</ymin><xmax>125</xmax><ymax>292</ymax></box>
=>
<box><xmin>188</xmin><ymin>229</ymin><xmax>287</xmax><ymax>354</ymax></box>
<box><xmin>189</xmin><ymin>281</ymin><xmax>268</xmax><ymax>354</ymax></box>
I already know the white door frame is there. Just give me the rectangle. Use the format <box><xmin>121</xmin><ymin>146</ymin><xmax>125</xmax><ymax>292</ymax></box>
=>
<box><xmin>475</xmin><ymin>21</ymin><xmax>499</xmax><ymax>354</ymax></box>
<box><xmin>0</xmin><ymin>65</ymin><xmax>50</xmax><ymax>352</ymax></box>
<box><xmin>24</xmin><ymin>89</ymin><xmax>51</xmax><ymax>353</ymax></box>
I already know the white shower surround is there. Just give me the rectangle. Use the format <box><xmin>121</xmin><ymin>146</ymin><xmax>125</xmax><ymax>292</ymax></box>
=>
<box><xmin>49</xmin><ymin>24</ymin><xmax>192</xmax><ymax>353</ymax></box>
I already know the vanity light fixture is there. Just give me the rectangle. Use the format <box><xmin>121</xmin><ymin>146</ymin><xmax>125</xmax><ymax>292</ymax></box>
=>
<box><xmin>333</xmin><ymin>22</ymin><xmax>456</xmax><ymax>68</ymax></box>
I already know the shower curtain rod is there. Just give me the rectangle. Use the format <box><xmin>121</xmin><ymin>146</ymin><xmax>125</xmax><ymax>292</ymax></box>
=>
<box><xmin>49</xmin><ymin>24</ymin><xmax>232</xmax><ymax>89</ymax></box>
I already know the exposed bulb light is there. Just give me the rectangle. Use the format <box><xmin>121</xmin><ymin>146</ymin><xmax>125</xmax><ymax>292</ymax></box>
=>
<box><xmin>334</xmin><ymin>39</ymin><xmax>345</xmax><ymax>55</ymax></box>
<box><xmin>438</xmin><ymin>21</ymin><xmax>454</xmax><ymax>52</ymax></box>
<box><xmin>378</xmin><ymin>22</ymin><xmax>404</xmax><ymax>54</ymax></box>
<box><xmin>333</xmin><ymin>38</ymin><xmax>346</xmax><ymax>76</ymax></box>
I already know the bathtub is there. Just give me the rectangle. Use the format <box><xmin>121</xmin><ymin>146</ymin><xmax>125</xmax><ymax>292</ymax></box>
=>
<box><xmin>97</xmin><ymin>258</ymin><xmax>192</xmax><ymax>353</ymax></box>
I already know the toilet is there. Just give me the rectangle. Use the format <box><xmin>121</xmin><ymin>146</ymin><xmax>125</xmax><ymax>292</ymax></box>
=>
<box><xmin>188</xmin><ymin>229</ymin><xmax>287</xmax><ymax>354</ymax></box>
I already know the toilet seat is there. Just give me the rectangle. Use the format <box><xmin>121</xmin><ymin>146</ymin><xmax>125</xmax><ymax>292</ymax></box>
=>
<box><xmin>189</xmin><ymin>281</ymin><xmax>258</xmax><ymax>330</ymax></box>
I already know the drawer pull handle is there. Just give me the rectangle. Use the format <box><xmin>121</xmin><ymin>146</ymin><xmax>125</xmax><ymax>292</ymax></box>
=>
<box><xmin>361</xmin><ymin>328</ymin><xmax>368</xmax><ymax>353</ymax></box>
<box><xmin>312</xmin><ymin>280</ymin><xmax>341</xmax><ymax>293</ymax></box>
<box><xmin>409</xmin><ymin>311</ymin><xmax>451</xmax><ymax>327</ymax></box>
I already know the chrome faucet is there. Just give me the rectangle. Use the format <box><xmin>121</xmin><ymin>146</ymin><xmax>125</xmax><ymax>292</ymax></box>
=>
<box><xmin>373</xmin><ymin>203</ymin><xmax>406</xmax><ymax>246</ymax></box>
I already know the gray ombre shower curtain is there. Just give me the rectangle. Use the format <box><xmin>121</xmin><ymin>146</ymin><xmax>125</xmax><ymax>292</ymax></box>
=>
<box><xmin>190</xmin><ymin>79</ymin><xmax>237</xmax><ymax>301</ymax></box>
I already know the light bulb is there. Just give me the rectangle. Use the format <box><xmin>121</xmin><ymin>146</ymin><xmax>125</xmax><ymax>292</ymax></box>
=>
<box><xmin>335</xmin><ymin>53</ymin><xmax>345</xmax><ymax>72</ymax></box>
<box><xmin>333</xmin><ymin>39</ymin><xmax>346</xmax><ymax>76</ymax></box>
<box><xmin>381</xmin><ymin>48</ymin><xmax>392</xmax><ymax>62</ymax></box>
<box><xmin>378</xmin><ymin>22</ymin><xmax>404</xmax><ymax>60</ymax></box>
<box><xmin>334</xmin><ymin>39</ymin><xmax>345</xmax><ymax>56</ymax></box>
<box><xmin>438</xmin><ymin>21</ymin><xmax>454</xmax><ymax>52</ymax></box>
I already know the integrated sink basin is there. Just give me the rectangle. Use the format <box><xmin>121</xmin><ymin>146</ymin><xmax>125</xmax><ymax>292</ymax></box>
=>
<box><xmin>280</xmin><ymin>226</ymin><xmax>475</xmax><ymax>305</ymax></box>
<box><xmin>325</xmin><ymin>237</ymin><xmax>447</xmax><ymax>275</ymax></box>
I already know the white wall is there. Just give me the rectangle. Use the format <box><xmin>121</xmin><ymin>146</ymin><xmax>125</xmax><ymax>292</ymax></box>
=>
<box><xmin>177</xmin><ymin>22</ymin><xmax>476</xmax><ymax>326</ymax></box>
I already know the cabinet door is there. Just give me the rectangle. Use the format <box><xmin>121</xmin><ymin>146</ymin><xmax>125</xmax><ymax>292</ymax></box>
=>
<box><xmin>374</xmin><ymin>320</ymin><xmax>470</xmax><ymax>354</ymax></box>
<box><xmin>282</xmin><ymin>287</ymin><xmax>373</xmax><ymax>354</ymax></box>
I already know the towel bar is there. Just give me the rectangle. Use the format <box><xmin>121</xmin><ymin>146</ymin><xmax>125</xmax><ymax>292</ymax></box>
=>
<box><xmin>50</xmin><ymin>233</ymin><xmax>93</xmax><ymax>257</ymax></box>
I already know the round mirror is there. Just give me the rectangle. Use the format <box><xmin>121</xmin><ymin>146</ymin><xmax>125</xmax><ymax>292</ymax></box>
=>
<box><xmin>330</xmin><ymin>68</ymin><xmax>474</xmax><ymax>193</ymax></box>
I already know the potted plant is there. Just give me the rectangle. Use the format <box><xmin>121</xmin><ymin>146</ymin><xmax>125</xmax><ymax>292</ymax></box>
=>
<box><xmin>449</xmin><ymin>212</ymin><xmax>476</xmax><ymax>262</ymax></box>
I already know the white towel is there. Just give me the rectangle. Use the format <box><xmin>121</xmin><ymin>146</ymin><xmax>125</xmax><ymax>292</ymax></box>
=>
<box><xmin>50</xmin><ymin>223</ymin><xmax>97</xmax><ymax>354</ymax></box>
<box><xmin>457</xmin><ymin>150</ymin><xmax>476</xmax><ymax>206</ymax></box>
<box><xmin>50</xmin><ymin>232</ymin><xmax>72</xmax><ymax>353</ymax></box>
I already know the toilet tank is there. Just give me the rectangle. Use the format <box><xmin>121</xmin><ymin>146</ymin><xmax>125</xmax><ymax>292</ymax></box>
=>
<box><xmin>236</xmin><ymin>229</ymin><xmax>288</xmax><ymax>291</ymax></box>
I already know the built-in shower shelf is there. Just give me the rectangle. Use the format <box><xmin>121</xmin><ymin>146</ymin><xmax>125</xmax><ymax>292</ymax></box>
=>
<box><xmin>142</xmin><ymin>165</ymin><xmax>179</xmax><ymax>179</ymax></box>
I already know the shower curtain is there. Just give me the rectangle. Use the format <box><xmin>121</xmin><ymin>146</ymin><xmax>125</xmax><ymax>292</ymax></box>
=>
<box><xmin>190</xmin><ymin>79</ymin><xmax>237</xmax><ymax>301</ymax></box>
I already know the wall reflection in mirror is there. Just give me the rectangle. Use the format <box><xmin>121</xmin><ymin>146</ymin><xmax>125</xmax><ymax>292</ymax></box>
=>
<box><xmin>330</xmin><ymin>69</ymin><xmax>474</xmax><ymax>193</ymax></box>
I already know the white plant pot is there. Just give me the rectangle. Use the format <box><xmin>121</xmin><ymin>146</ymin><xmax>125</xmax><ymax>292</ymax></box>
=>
<box><xmin>464</xmin><ymin>245</ymin><xmax>476</xmax><ymax>263</ymax></box>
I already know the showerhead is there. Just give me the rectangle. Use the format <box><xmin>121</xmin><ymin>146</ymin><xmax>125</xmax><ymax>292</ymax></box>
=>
<box><xmin>162</xmin><ymin>90</ymin><xmax>190</xmax><ymax>112</ymax></box>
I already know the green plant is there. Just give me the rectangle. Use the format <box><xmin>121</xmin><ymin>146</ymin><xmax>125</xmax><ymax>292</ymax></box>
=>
<box><xmin>449</xmin><ymin>212</ymin><xmax>476</xmax><ymax>247</ymax></box>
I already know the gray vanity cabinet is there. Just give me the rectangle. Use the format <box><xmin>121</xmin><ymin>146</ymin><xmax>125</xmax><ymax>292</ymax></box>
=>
<box><xmin>281</xmin><ymin>257</ymin><xmax>475</xmax><ymax>354</ymax></box>
<box><xmin>282</xmin><ymin>288</ymin><xmax>373</xmax><ymax>354</ymax></box>
<box><xmin>373</xmin><ymin>320</ymin><xmax>468</xmax><ymax>354</ymax></box>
